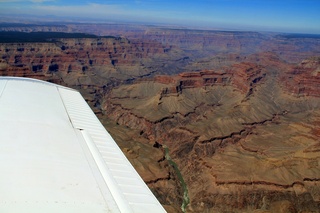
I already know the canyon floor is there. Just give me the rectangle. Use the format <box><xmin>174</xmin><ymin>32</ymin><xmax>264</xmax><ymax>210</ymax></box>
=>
<box><xmin>1</xmin><ymin>24</ymin><xmax>320</xmax><ymax>212</ymax></box>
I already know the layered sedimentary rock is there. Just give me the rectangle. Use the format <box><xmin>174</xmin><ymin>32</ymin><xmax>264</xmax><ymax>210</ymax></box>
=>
<box><xmin>0</xmin><ymin>36</ymin><xmax>177</xmax><ymax>86</ymax></box>
<box><xmin>103</xmin><ymin>59</ymin><xmax>320</xmax><ymax>212</ymax></box>
<box><xmin>123</xmin><ymin>29</ymin><xmax>320</xmax><ymax>63</ymax></box>
<box><xmin>2</xmin><ymin>24</ymin><xmax>320</xmax><ymax>63</ymax></box>
<box><xmin>0</xmin><ymin>35</ymin><xmax>190</xmax><ymax>111</ymax></box>
<box><xmin>97</xmin><ymin>117</ymin><xmax>183</xmax><ymax>212</ymax></box>
<box><xmin>0</xmin><ymin>35</ymin><xmax>187</xmax><ymax>212</ymax></box>
<box><xmin>0</xmin><ymin>23</ymin><xmax>70</xmax><ymax>32</ymax></box>
<box><xmin>154</xmin><ymin>62</ymin><xmax>264</xmax><ymax>96</ymax></box>
<box><xmin>1</xmin><ymin>26</ymin><xmax>320</xmax><ymax>212</ymax></box>
<box><xmin>281</xmin><ymin>57</ymin><xmax>320</xmax><ymax>97</ymax></box>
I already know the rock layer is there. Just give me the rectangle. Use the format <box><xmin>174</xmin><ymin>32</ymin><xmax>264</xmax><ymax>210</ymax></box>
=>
<box><xmin>0</xmin><ymin>34</ymin><xmax>194</xmax><ymax>212</ymax></box>
<box><xmin>2</xmin><ymin>24</ymin><xmax>320</xmax><ymax>63</ymax></box>
<box><xmin>0</xmin><ymin>36</ymin><xmax>178</xmax><ymax>86</ymax></box>
<box><xmin>281</xmin><ymin>57</ymin><xmax>320</xmax><ymax>97</ymax></box>
<box><xmin>103</xmin><ymin>59</ymin><xmax>320</xmax><ymax>212</ymax></box>
<box><xmin>1</xmin><ymin>27</ymin><xmax>320</xmax><ymax>212</ymax></box>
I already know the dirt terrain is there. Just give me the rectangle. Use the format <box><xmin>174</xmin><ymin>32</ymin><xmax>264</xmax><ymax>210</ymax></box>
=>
<box><xmin>0</xmin><ymin>24</ymin><xmax>320</xmax><ymax>212</ymax></box>
<box><xmin>103</xmin><ymin>57</ymin><xmax>320</xmax><ymax>212</ymax></box>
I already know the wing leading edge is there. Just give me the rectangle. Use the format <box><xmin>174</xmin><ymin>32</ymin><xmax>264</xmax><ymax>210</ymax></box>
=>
<box><xmin>0</xmin><ymin>77</ymin><xmax>166</xmax><ymax>213</ymax></box>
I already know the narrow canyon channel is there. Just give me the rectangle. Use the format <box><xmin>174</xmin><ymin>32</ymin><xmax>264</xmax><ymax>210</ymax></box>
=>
<box><xmin>163</xmin><ymin>145</ymin><xmax>190</xmax><ymax>212</ymax></box>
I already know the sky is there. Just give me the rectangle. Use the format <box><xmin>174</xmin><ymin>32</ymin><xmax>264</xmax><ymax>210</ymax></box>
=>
<box><xmin>0</xmin><ymin>0</ymin><xmax>319</xmax><ymax>33</ymax></box>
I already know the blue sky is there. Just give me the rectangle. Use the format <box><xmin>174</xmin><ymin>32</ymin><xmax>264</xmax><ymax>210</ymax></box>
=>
<box><xmin>0</xmin><ymin>0</ymin><xmax>319</xmax><ymax>33</ymax></box>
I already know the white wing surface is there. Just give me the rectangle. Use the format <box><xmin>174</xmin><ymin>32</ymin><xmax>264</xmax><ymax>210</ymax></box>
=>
<box><xmin>0</xmin><ymin>77</ymin><xmax>166</xmax><ymax>213</ymax></box>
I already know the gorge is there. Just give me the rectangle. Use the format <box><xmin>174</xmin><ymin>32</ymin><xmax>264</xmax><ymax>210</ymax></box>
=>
<box><xmin>0</xmin><ymin>26</ymin><xmax>320</xmax><ymax>212</ymax></box>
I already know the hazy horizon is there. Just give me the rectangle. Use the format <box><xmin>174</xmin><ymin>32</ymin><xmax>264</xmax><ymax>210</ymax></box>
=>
<box><xmin>0</xmin><ymin>0</ymin><xmax>319</xmax><ymax>34</ymax></box>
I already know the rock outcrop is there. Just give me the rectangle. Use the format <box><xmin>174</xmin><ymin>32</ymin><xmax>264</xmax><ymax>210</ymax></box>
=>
<box><xmin>154</xmin><ymin>62</ymin><xmax>264</xmax><ymax>97</ymax></box>
<box><xmin>1</xmin><ymin>26</ymin><xmax>320</xmax><ymax>212</ymax></box>
<box><xmin>281</xmin><ymin>57</ymin><xmax>320</xmax><ymax>97</ymax></box>
<box><xmin>0</xmin><ymin>34</ymin><xmax>188</xmax><ymax>212</ymax></box>
<box><xmin>0</xmin><ymin>37</ymin><xmax>171</xmax><ymax>82</ymax></box>
<box><xmin>2</xmin><ymin>24</ymin><xmax>320</xmax><ymax>63</ymax></box>
<box><xmin>103</xmin><ymin>60</ymin><xmax>320</xmax><ymax>212</ymax></box>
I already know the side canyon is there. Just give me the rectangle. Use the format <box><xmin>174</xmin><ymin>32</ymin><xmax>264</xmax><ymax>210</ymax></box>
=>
<box><xmin>1</xmin><ymin>27</ymin><xmax>320</xmax><ymax>212</ymax></box>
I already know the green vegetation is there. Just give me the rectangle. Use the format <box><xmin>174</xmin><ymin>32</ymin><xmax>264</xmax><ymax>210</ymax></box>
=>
<box><xmin>0</xmin><ymin>31</ymin><xmax>116</xmax><ymax>43</ymax></box>
<box><xmin>163</xmin><ymin>145</ymin><xmax>190</xmax><ymax>213</ymax></box>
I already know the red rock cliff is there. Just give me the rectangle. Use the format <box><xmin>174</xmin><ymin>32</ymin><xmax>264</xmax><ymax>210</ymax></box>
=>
<box><xmin>281</xmin><ymin>57</ymin><xmax>320</xmax><ymax>97</ymax></box>
<box><xmin>0</xmin><ymin>37</ymin><xmax>171</xmax><ymax>84</ymax></box>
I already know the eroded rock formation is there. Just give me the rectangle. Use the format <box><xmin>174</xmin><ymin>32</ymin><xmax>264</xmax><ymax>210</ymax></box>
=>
<box><xmin>281</xmin><ymin>57</ymin><xmax>320</xmax><ymax>97</ymax></box>
<box><xmin>1</xmin><ymin>27</ymin><xmax>320</xmax><ymax>212</ymax></box>
<box><xmin>0</xmin><ymin>34</ymin><xmax>188</xmax><ymax>212</ymax></box>
<box><xmin>2</xmin><ymin>24</ymin><xmax>320</xmax><ymax>63</ymax></box>
<box><xmin>0</xmin><ymin>36</ymin><xmax>179</xmax><ymax>86</ymax></box>
<box><xmin>102</xmin><ymin>59</ymin><xmax>320</xmax><ymax>212</ymax></box>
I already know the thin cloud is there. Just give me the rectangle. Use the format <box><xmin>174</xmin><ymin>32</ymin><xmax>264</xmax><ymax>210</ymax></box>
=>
<box><xmin>0</xmin><ymin>0</ymin><xmax>197</xmax><ymax>22</ymax></box>
<box><xmin>4</xmin><ymin>2</ymin><xmax>186</xmax><ymax>22</ymax></box>
<box><xmin>32</xmin><ymin>3</ymin><xmax>126</xmax><ymax>17</ymax></box>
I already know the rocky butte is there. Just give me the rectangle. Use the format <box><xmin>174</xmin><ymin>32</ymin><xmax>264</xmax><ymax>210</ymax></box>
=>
<box><xmin>104</xmin><ymin>58</ymin><xmax>320</xmax><ymax>212</ymax></box>
<box><xmin>0</xmin><ymin>26</ymin><xmax>320</xmax><ymax>212</ymax></box>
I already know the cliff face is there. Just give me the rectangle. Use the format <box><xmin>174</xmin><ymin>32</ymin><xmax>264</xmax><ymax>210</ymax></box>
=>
<box><xmin>281</xmin><ymin>57</ymin><xmax>320</xmax><ymax>97</ymax></box>
<box><xmin>0</xmin><ymin>37</ymin><xmax>176</xmax><ymax>86</ymax></box>
<box><xmin>154</xmin><ymin>62</ymin><xmax>264</xmax><ymax>96</ymax></box>
<box><xmin>91</xmin><ymin>26</ymin><xmax>320</xmax><ymax>62</ymax></box>
<box><xmin>103</xmin><ymin>59</ymin><xmax>320</xmax><ymax>212</ymax></box>
<box><xmin>0</xmin><ymin>35</ymin><xmax>190</xmax><ymax>212</ymax></box>
<box><xmin>0</xmin><ymin>36</ymin><xmax>185</xmax><ymax>212</ymax></box>
<box><xmin>3</xmin><ymin>24</ymin><xmax>320</xmax><ymax>63</ymax></box>
<box><xmin>128</xmin><ymin>30</ymin><xmax>320</xmax><ymax>63</ymax></box>
<box><xmin>1</xmin><ymin>26</ymin><xmax>320</xmax><ymax>212</ymax></box>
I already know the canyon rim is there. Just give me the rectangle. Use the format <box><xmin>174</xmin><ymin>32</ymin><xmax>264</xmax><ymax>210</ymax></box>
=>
<box><xmin>1</xmin><ymin>24</ymin><xmax>320</xmax><ymax>212</ymax></box>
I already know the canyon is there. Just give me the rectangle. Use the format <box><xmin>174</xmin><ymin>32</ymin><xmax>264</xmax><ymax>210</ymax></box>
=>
<box><xmin>0</xmin><ymin>24</ymin><xmax>320</xmax><ymax>212</ymax></box>
<box><xmin>104</xmin><ymin>58</ymin><xmax>320</xmax><ymax>212</ymax></box>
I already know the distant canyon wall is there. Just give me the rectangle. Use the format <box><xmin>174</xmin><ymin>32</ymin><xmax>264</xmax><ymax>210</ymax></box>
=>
<box><xmin>1</xmin><ymin>27</ymin><xmax>320</xmax><ymax>212</ymax></box>
<box><xmin>2</xmin><ymin>24</ymin><xmax>320</xmax><ymax>63</ymax></box>
<box><xmin>0</xmin><ymin>37</ymin><xmax>171</xmax><ymax>84</ymax></box>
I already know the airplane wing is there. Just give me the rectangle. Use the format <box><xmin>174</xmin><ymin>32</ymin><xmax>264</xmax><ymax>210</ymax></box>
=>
<box><xmin>0</xmin><ymin>77</ymin><xmax>166</xmax><ymax>213</ymax></box>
